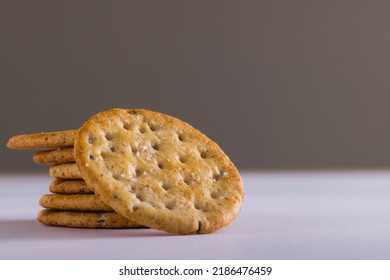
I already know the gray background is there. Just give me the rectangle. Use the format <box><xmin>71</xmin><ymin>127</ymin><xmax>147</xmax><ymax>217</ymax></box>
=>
<box><xmin>1</xmin><ymin>1</ymin><xmax>390</xmax><ymax>172</ymax></box>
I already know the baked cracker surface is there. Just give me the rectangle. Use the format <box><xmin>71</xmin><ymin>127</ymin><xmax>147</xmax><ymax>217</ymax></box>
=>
<box><xmin>75</xmin><ymin>108</ymin><xmax>244</xmax><ymax>234</ymax></box>
<box><xmin>37</xmin><ymin>210</ymin><xmax>143</xmax><ymax>228</ymax></box>
<box><xmin>34</xmin><ymin>147</ymin><xmax>75</xmax><ymax>164</ymax></box>
<box><xmin>49</xmin><ymin>163</ymin><xmax>82</xmax><ymax>179</ymax></box>
<box><xmin>7</xmin><ymin>130</ymin><xmax>77</xmax><ymax>149</ymax></box>
<box><xmin>39</xmin><ymin>193</ymin><xmax>113</xmax><ymax>211</ymax></box>
<box><xmin>49</xmin><ymin>179</ymin><xmax>93</xmax><ymax>194</ymax></box>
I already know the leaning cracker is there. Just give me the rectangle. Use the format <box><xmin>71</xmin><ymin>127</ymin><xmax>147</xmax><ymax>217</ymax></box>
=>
<box><xmin>34</xmin><ymin>147</ymin><xmax>75</xmax><ymax>164</ymax></box>
<box><xmin>49</xmin><ymin>163</ymin><xmax>82</xmax><ymax>179</ymax></box>
<box><xmin>7</xmin><ymin>130</ymin><xmax>77</xmax><ymax>150</ymax></box>
<box><xmin>37</xmin><ymin>210</ymin><xmax>143</xmax><ymax>228</ymax></box>
<box><xmin>75</xmin><ymin>108</ymin><xmax>244</xmax><ymax>234</ymax></box>
<box><xmin>49</xmin><ymin>179</ymin><xmax>93</xmax><ymax>194</ymax></box>
<box><xmin>39</xmin><ymin>194</ymin><xmax>112</xmax><ymax>211</ymax></box>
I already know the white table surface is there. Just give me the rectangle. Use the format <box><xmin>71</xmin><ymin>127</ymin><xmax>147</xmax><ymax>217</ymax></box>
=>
<box><xmin>0</xmin><ymin>170</ymin><xmax>390</xmax><ymax>260</ymax></box>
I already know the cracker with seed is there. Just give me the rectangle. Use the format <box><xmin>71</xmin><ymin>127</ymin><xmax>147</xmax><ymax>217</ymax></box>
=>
<box><xmin>49</xmin><ymin>163</ymin><xmax>82</xmax><ymax>179</ymax></box>
<box><xmin>75</xmin><ymin>108</ymin><xmax>244</xmax><ymax>234</ymax></box>
<box><xmin>37</xmin><ymin>210</ymin><xmax>144</xmax><ymax>228</ymax></box>
<box><xmin>34</xmin><ymin>147</ymin><xmax>75</xmax><ymax>165</ymax></box>
<box><xmin>7</xmin><ymin>130</ymin><xmax>77</xmax><ymax>150</ymax></box>
<box><xmin>39</xmin><ymin>194</ymin><xmax>112</xmax><ymax>211</ymax></box>
<box><xmin>49</xmin><ymin>179</ymin><xmax>93</xmax><ymax>194</ymax></box>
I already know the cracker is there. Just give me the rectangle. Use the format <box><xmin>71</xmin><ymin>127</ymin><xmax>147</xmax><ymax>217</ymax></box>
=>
<box><xmin>49</xmin><ymin>179</ymin><xmax>93</xmax><ymax>194</ymax></box>
<box><xmin>75</xmin><ymin>108</ymin><xmax>244</xmax><ymax>234</ymax></box>
<box><xmin>39</xmin><ymin>193</ymin><xmax>112</xmax><ymax>211</ymax></box>
<box><xmin>37</xmin><ymin>210</ymin><xmax>143</xmax><ymax>228</ymax></box>
<box><xmin>49</xmin><ymin>163</ymin><xmax>82</xmax><ymax>179</ymax></box>
<box><xmin>7</xmin><ymin>130</ymin><xmax>77</xmax><ymax>150</ymax></box>
<box><xmin>33</xmin><ymin>147</ymin><xmax>75</xmax><ymax>165</ymax></box>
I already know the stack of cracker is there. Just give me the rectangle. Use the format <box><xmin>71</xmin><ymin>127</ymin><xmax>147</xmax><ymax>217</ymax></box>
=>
<box><xmin>7</xmin><ymin>130</ymin><xmax>142</xmax><ymax>229</ymax></box>
<box><xmin>7</xmin><ymin>108</ymin><xmax>244</xmax><ymax>234</ymax></box>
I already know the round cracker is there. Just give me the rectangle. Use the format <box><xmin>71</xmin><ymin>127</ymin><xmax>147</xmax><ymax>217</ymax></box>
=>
<box><xmin>37</xmin><ymin>210</ymin><xmax>143</xmax><ymax>228</ymax></box>
<box><xmin>49</xmin><ymin>179</ymin><xmax>93</xmax><ymax>194</ymax></box>
<box><xmin>75</xmin><ymin>108</ymin><xmax>244</xmax><ymax>234</ymax></box>
<box><xmin>34</xmin><ymin>147</ymin><xmax>75</xmax><ymax>165</ymax></box>
<box><xmin>7</xmin><ymin>130</ymin><xmax>77</xmax><ymax>150</ymax></box>
<box><xmin>39</xmin><ymin>194</ymin><xmax>112</xmax><ymax>211</ymax></box>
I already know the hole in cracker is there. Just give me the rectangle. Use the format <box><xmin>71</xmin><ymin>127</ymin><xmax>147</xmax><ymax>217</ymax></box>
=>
<box><xmin>165</xmin><ymin>200</ymin><xmax>175</xmax><ymax>210</ymax></box>
<box><xmin>110</xmin><ymin>146</ymin><xmax>116</xmax><ymax>152</ymax></box>
<box><xmin>135</xmin><ymin>168</ymin><xmax>147</xmax><ymax>177</ymax></box>
<box><xmin>194</xmin><ymin>201</ymin><xmax>203</xmax><ymax>211</ymax></box>
<box><xmin>210</xmin><ymin>190</ymin><xmax>222</xmax><ymax>200</ymax></box>
<box><xmin>157</xmin><ymin>161</ymin><xmax>164</xmax><ymax>169</ymax></box>
<box><xmin>88</xmin><ymin>137</ymin><xmax>94</xmax><ymax>144</ymax></box>
<box><xmin>89</xmin><ymin>154</ymin><xmax>94</xmax><ymax>160</ymax></box>
<box><xmin>194</xmin><ymin>201</ymin><xmax>210</xmax><ymax>212</ymax></box>
<box><xmin>123</xmin><ymin>122</ymin><xmax>131</xmax><ymax>130</ymax></box>
<box><xmin>135</xmin><ymin>192</ymin><xmax>146</xmax><ymax>201</ymax></box>
<box><xmin>139</xmin><ymin>125</ymin><xmax>147</xmax><ymax>134</ymax></box>
<box><xmin>105</xmin><ymin>133</ymin><xmax>113</xmax><ymax>140</ymax></box>
<box><xmin>149</xmin><ymin>123</ymin><xmax>158</xmax><ymax>131</ymax></box>
<box><xmin>199</xmin><ymin>148</ymin><xmax>209</xmax><ymax>159</ymax></box>
<box><xmin>184</xmin><ymin>177</ymin><xmax>195</xmax><ymax>186</ymax></box>
<box><xmin>161</xmin><ymin>183</ymin><xmax>171</xmax><ymax>191</ymax></box>
<box><xmin>178</xmin><ymin>155</ymin><xmax>187</xmax><ymax>164</ymax></box>
<box><xmin>152</xmin><ymin>142</ymin><xmax>160</xmax><ymax>151</ymax></box>
<box><xmin>178</xmin><ymin>133</ymin><xmax>185</xmax><ymax>141</ymax></box>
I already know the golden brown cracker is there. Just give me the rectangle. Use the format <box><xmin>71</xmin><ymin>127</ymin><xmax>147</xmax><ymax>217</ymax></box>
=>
<box><xmin>39</xmin><ymin>193</ymin><xmax>112</xmax><ymax>211</ymax></box>
<box><xmin>49</xmin><ymin>163</ymin><xmax>82</xmax><ymax>179</ymax></box>
<box><xmin>33</xmin><ymin>147</ymin><xmax>75</xmax><ymax>165</ymax></box>
<box><xmin>49</xmin><ymin>179</ymin><xmax>93</xmax><ymax>194</ymax></box>
<box><xmin>37</xmin><ymin>210</ymin><xmax>143</xmax><ymax>228</ymax></box>
<box><xmin>75</xmin><ymin>108</ymin><xmax>244</xmax><ymax>234</ymax></box>
<box><xmin>7</xmin><ymin>130</ymin><xmax>77</xmax><ymax>150</ymax></box>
